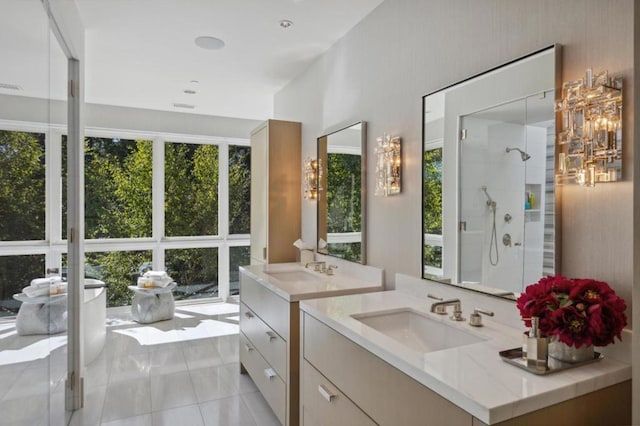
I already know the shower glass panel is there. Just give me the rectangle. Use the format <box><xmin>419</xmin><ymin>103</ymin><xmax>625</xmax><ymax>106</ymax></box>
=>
<box><xmin>459</xmin><ymin>94</ymin><xmax>554</xmax><ymax>293</ymax></box>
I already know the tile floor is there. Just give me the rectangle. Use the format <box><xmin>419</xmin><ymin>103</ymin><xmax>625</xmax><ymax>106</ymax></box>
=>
<box><xmin>0</xmin><ymin>302</ymin><xmax>280</xmax><ymax>426</ymax></box>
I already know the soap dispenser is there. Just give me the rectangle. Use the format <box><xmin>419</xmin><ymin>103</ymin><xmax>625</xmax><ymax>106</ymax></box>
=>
<box><xmin>526</xmin><ymin>317</ymin><xmax>548</xmax><ymax>372</ymax></box>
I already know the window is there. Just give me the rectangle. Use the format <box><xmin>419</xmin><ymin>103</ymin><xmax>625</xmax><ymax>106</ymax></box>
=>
<box><xmin>327</xmin><ymin>153</ymin><xmax>361</xmax><ymax>263</ymax></box>
<box><xmin>0</xmin><ymin>121</ymin><xmax>251</xmax><ymax>314</ymax></box>
<box><xmin>0</xmin><ymin>130</ymin><xmax>46</xmax><ymax>241</ymax></box>
<box><xmin>165</xmin><ymin>142</ymin><xmax>219</xmax><ymax>237</ymax></box>
<box><xmin>167</xmin><ymin>248</ymin><xmax>218</xmax><ymax>299</ymax></box>
<box><xmin>0</xmin><ymin>255</ymin><xmax>45</xmax><ymax>316</ymax></box>
<box><xmin>229</xmin><ymin>245</ymin><xmax>250</xmax><ymax>296</ymax></box>
<box><xmin>83</xmin><ymin>250</ymin><xmax>152</xmax><ymax>307</ymax></box>
<box><xmin>228</xmin><ymin>145</ymin><xmax>250</xmax><ymax>235</ymax></box>
<box><xmin>423</xmin><ymin>147</ymin><xmax>443</xmax><ymax>276</ymax></box>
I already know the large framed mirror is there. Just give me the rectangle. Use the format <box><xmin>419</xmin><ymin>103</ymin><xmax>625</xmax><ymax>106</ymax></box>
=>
<box><xmin>422</xmin><ymin>45</ymin><xmax>561</xmax><ymax>299</ymax></box>
<box><xmin>317</xmin><ymin>122</ymin><xmax>366</xmax><ymax>264</ymax></box>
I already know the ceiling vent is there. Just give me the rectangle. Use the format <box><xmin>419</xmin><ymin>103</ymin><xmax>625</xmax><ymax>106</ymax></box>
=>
<box><xmin>173</xmin><ymin>103</ymin><xmax>195</xmax><ymax>109</ymax></box>
<box><xmin>0</xmin><ymin>83</ymin><xmax>23</xmax><ymax>91</ymax></box>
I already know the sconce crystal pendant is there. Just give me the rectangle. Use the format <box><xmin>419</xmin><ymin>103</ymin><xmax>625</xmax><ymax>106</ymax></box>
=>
<box><xmin>555</xmin><ymin>69</ymin><xmax>622</xmax><ymax>187</ymax></box>
<box><xmin>374</xmin><ymin>133</ymin><xmax>402</xmax><ymax>196</ymax></box>
<box><xmin>303</xmin><ymin>157</ymin><xmax>321</xmax><ymax>199</ymax></box>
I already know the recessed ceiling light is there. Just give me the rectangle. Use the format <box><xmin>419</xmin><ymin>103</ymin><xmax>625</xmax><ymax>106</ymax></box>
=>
<box><xmin>190</xmin><ymin>80</ymin><xmax>199</xmax><ymax>84</ymax></box>
<box><xmin>194</xmin><ymin>36</ymin><xmax>225</xmax><ymax>50</ymax></box>
<box><xmin>184</xmin><ymin>89</ymin><xmax>197</xmax><ymax>95</ymax></box>
<box><xmin>279</xmin><ymin>20</ymin><xmax>294</xmax><ymax>29</ymax></box>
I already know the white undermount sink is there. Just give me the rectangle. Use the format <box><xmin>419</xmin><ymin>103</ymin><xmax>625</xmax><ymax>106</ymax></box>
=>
<box><xmin>264</xmin><ymin>270</ymin><xmax>322</xmax><ymax>282</ymax></box>
<box><xmin>352</xmin><ymin>308</ymin><xmax>486</xmax><ymax>353</ymax></box>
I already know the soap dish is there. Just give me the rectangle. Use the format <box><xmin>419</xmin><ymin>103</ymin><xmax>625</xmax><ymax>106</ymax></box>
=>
<box><xmin>499</xmin><ymin>347</ymin><xmax>603</xmax><ymax>375</ymax></box>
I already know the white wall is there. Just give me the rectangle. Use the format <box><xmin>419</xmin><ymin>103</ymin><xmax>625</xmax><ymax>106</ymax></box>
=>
<box><xmin>274</xmin><ymin>0</ymin><xmax>636</xmax><ymax>420</ymax></box>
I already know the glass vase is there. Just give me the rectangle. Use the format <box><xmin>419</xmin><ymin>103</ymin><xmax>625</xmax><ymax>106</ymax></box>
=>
<box><xmin>548</xmin><ymin>339</ymin><xmax>594</xmax><ymax>363</ymax></box>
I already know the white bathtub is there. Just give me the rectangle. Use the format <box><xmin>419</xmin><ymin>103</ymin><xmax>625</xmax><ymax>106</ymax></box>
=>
<box><xmin>83</xmin><ymin>279</ymin><xmax>107</xmax><ymax>365</ymax></box>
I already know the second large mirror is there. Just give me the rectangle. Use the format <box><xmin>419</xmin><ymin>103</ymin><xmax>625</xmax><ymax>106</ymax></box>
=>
<box><xmin>422</xmin><ymin>46</ymin><xmax>560</xmax><ymax>299</ymax></box>
<box><xmin>317</xmin><ymin>122</ymin><xmax>366</xmax><ymax>264</ymax></box>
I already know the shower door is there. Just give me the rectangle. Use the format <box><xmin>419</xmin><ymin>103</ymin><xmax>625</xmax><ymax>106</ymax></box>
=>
<box><xmin>459</xmin><ymin>94</ymin><xmax>553</xmax><ymax>293</ymax></box>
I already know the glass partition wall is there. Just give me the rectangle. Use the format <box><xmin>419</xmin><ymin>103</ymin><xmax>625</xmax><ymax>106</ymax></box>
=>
<box><xmin>0</xmin><ymin>2</ymin><xmax>70</xmax><ymax>423</ymax></box>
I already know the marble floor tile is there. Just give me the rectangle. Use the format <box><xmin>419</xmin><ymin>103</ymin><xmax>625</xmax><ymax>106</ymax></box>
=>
<box><xmin>0</xmin><ymin>393</ymin><xmax>49</xmax><ymax>426</ymax></box>
<box><xmin>151</xmin><ymin>404</ymin><xmax>204</xmax><ymax>426</ymax></box>
<box><xmin>241</xmin><ymin>391</ymin><xmax>281</xmax><ymax>426</ymax></box>
<box><xmin>0</xmin><ymin>301</ymin><xmax>251</xmax><ymax>426</ymax></box>
<box><xmin>108</xmin><ymin>352</ymin><xmax>151</xmax><ymax>384</ymax></box>
<box><xmin>183</xmin><ymin>341</ymin><xmax>225</xmax><ymax>371</ymax></box>
<box><xmin>101</xmin><ymin>377</ymin><xmax>151</xmax><ymax>423</ymax></box>
<box><xmin>149</xmin><ymin>347</ymin><xmax>188</xmax><ymax>376</ymax></box>
<box><xmin>100</xmin><ymin>413</ymin><xmax>153</xmax><ymax>426</ymax></box>
<box><xmin>189</xmin><ymin>365</ymin><xmax>239</xmax><ymax>403</ymax></box>
<box><xmin>150</xmin><ymin>370</ymin><xmax>198</xmax><ymax>411</ymax></box>
<box><xmin>199</xmin><ymin>395</ymin><xmax>257</xmax><ymax>426</ymax></box>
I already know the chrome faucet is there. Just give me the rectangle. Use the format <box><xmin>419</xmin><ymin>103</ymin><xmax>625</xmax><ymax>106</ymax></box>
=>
<box><xmin>430</xmin><ymin>298</ymin><xmax>465</xmax><ymax>321</ymax></box>
<box><xmin>305</xmin><ymin>261</ymin><xmax>326</xmax><ymax>272</ymax></box>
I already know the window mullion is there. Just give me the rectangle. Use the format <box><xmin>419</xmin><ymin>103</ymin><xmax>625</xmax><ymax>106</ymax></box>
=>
<box><xmin>153</xmin><ymin>136</ymin><xmax>165</xmax><ymax>271</ymax></box>
<box><xmin>218</xmin><ymin>142</ymin><xmax>230</xmax><ymax>300</ymax></box>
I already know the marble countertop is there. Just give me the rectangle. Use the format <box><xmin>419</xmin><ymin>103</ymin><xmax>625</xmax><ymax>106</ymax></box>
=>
<box><xmin>239</xmin><ymin>263</ymin><xmax>383</xmax><ymax>302</ymax></box>
<box><xmin>299</xmin><ymin>290</ymin><xmax>631</xmax><ymax>425</ymax></box>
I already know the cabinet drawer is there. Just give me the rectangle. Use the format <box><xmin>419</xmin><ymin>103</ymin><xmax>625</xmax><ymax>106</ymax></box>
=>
<box><xmin>240</xmin><ymin>272</ymin><xmax>289</xmax><ymax>340</ymax></box>
<box><xmin>302</xmin><ymin>359</ymin><xmax>375</xmax><ymax>426</ymax></box>
<box><xmin>240</xmin><ymin>303</ymin><xmax>287</xmax><ymax>379</ymax></box>
<box><xmin>240</xmin><ymin>332</ymin><xmax>286</xmax><ymax>425</ymax></box>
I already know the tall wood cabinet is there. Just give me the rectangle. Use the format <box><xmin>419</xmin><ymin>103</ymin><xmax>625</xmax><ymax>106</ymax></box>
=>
<box><xmin>250</xmin><ymin>119</ymin><xmax>302</xmax><ymax>265</ymax></box>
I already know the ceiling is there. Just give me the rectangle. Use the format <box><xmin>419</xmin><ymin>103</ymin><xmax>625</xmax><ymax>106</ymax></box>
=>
<box><xmin>1</xmin><ymin>0</ymin><xmax>384</xmax><ymax>120</ymax></box>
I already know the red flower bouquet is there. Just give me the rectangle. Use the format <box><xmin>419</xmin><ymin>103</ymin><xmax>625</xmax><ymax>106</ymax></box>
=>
<box><xmin>516</xmin><ymin>275</ymin><xmax>627</xmax><ymax>348</ymax></box>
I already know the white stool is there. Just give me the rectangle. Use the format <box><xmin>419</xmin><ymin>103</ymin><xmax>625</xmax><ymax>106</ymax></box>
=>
<box><xmin>13</xmin><ymin>293</ymin><xmax>68</xmax><ymax>335</ymax></box>
<box><xmin>128</xmin><ymin>283</ymin><xmax>176</xmax><ymax>324</ymax></box>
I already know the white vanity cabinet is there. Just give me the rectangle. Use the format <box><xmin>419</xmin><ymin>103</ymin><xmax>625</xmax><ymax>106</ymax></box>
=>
<box><xmin>299</xmin><ymin>296</ymin><xmax>631</xmax><ymax>426</ymax></box>
<box><xmin>239</xmin><ymin>265</ymin><xmax>384</xmax><ymax>426</ymax></box>
<box><xmin>250</xmin><ymin>119</ymin><xmax>301</xmax><ymax>265</ymax></box>
<box><xmin>240</xmin><ymin>272</ymin><xmax>295</xmax><ymax>425</ymax></box>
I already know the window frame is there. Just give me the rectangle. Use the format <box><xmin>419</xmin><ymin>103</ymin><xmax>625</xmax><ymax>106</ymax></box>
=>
<box><xmin>423</xmin><ymin>140</ymin><xmax>444</xmax><ymax>277</ymax></box>
<box><xmin>0</xmin><ymin>119</ymin><xmax>250</xmax><ymax>308</ymax></box>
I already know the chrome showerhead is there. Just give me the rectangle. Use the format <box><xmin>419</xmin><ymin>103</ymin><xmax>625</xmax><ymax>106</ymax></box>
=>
<box><xmin>505</xmin><ymin>147</ymin><xmax>531</xmax><ymax>161</ymax></box>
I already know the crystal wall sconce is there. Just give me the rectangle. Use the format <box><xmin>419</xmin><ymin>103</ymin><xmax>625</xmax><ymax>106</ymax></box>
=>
<box><xmin>374</xmin><ymin>133</ymin><xmax>402</xmax><ymax>196</ymax></box>
<box><xmin>555</xmin><ymin>69</ymin><xmax>622</xmax><ymax>187</ymax></box>
<box><xmin>303</xmin><ymin>157</ymin><xmax>321</xmax><ymax>199</ymax></box>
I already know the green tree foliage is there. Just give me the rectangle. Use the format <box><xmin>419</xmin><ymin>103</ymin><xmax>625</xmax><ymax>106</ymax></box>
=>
<box><xmin>325</xmin><ymin>153</ymin><xmax>361</xmax><ymax>263</ymax></box>
<box><xmin>228</xmin><ymin>146</ymin><xmax>250</xmax><ymax>234</ymax></box>
<box><xmin>86</xmin><ymin>251</ymin><xmax>151</xmax><ymax>307</ymax></box>
<box><xmin>0</xmin><ymin>131</ymin><xmax>45</xmax><ymax>241</ymax></box>
<box><xmin>166</xmin><ymin>248</ymin><xmax>218</xmax><ymax>299</ymax></box>
<box><xmin>84</xmin><ymin>138</ymin><xmax>153</xmax><ymax>238</ymax></box>
<box><xmin>423</xmin><ymin>148</ymin><xmax>443</xmax><ymax>268</ymax></box>
<box><xmin>165</xmin><ymin>143</ymin><xmax>219</xmax><ymax>236</ymax></box>
<box><xmin>0</xmin><ymin>131</ymin><xmax>46</xmax><ymax>307</ymax></box>
<box><xmin>327</xmin><ymin>153</ymin><xmax>361</xmax><ymax>233</ymax></box>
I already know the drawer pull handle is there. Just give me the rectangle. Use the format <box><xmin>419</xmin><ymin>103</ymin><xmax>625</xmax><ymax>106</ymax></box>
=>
<box><xmin>245</xmin><ymin>344</ymin><xmax>254</xmax><ymax>352</ymax></box>
<box><xmin>264</xmin><ymin>368</ymin><xmax>277</xmax><ymax>380</ymax></box>
<box><xmin>266</xmin><ymin>331</ymin><xmax>277</xmax><ymax>342</ymax></box>
<box><xmin>244</xmin><ymin>311</ymin><xmax>254</xmax><ymax>319</ymax></box>
<box><xmin>318</xmin><ymin>384</ymin><xmax>336</xmax><ymax>403</ymax></box>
